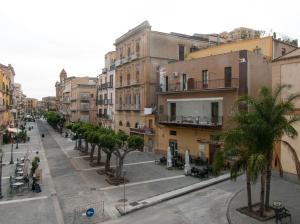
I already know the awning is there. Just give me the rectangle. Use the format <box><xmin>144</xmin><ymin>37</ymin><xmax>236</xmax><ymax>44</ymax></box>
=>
<box><xmin>7</xmin><ymin>127</ymin><xmax>22</xmax><ymax>133</ymax></box>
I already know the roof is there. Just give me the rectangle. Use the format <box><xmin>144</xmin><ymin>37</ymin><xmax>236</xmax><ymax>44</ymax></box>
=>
<box><xmin>273</xmin><ymin>48</ymin><xmax>300</xmax><ymax>61</ymax></box>
<box><xmin>60</xmin><ymin>69</ymin><xmax>67</xmax><ymax>75</ymax></box>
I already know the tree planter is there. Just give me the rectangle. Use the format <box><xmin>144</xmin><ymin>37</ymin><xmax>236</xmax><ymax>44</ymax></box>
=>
<box><xmin>237</xmin><ymin>203</ymin><xmax>276</xmax><ymax>221</ymax></box>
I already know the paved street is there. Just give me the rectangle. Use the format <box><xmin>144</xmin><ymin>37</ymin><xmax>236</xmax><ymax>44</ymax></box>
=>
<box><xmin>102</xmin><ymin>177</ymin><xmax>244</xmax><ymax>224</ymax></box>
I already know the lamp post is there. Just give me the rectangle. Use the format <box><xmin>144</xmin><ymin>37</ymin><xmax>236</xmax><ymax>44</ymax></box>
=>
<box><xmin>0</xmin><ymin>149</ymin><xmax>3</xmax><ymax>199</ymax></box>
<box><xmin>9</xmin><ymin>135</ymin><xmax>14</xmax><ymax>165</ymax></box>
<box><xmin>123</xmin><ymin>170</ymin><xmax>126</xmax><ymax>213</ymax></box>
<box><xmin>16</xmin><ymin>120</ymin><xmax>19</xmax><ymax>149</ymax></box>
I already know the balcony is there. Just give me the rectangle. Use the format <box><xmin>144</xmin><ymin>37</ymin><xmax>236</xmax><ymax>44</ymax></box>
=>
<box><xmin>130</xmin><ymin>127</ymin><xmax>155</xmax><ymax>135</ymax></box>
<box><xmin>71</xmin><ymin>98</ymin><xmax>77</xmax><ymax>102</ymax></box>
<box><xmin>159</xmin><ymin>78</ymin><xmax>239</xmax><ymax>93</ymax></box>
<box><xmin>131</xmin><ymin>104</ymin><xmax>140</xmax><ymax>111</ymax></box>
<box><xmin>102</xmin><ymin>68</ymin><xmax>108</xmax><ymax>73</ymax></box>
<box><xmin>116</xmin><ymin>104</ymin><xmax>130</xmax><ymax>111</ymax></box>
<box><xmin>80</xmin><ymin>106</ymin><xmax>89</xmax><ymax>112</ymax></box>
<box><xmin>63</xmin><ymin>98</ymin><xmax>70</xmax><ymax>104</ymax></box>
<box><xmin>130</xmin><ymin>52</ymin><xmax>140</xmax><ymax>61</ymax></box>
<box><xmin>97</xmin><ymin>114</ymin><xmax>112</xmax><ymax>120</ymax></box>
<box><xmin>159</xmin><ymin>114</ymin><xmax>223</xmax><ymax>128</ymax></box>
<box><xmin>115</xmin><ymin>59</ymin><xmax>121</xmax><ymax>67</ymax></box>
<box><xmin>80</xmin><ymin>95</ymin><xmax>90</xmax><ymax>102</ymax></box>
<box><xmin>0</xmin><ymin>105</ymin><xmax>6</xmax><ymax>112</ymax></box>
<box><xmin>99</xmin><ymin>82</ymin><xmax>112</xmax><ymax>90</ymax></box>
<box><xmin>109</xmin><ymin>64</ymin><xmax>115</xmax><ymax>71</ymax></box>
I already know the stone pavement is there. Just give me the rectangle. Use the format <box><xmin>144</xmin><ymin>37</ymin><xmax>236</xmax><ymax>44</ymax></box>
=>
<box><xmin>0</xmin><ymin>122</ymin><xmax>60</xmax><ymax>224</ymax></box>
<box><xmin>228</xmin><ymin>174</ymin><xmax>300</xmax><ymax>224</ymax></box>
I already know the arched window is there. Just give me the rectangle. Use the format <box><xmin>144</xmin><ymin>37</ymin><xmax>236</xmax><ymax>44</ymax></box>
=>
<box><xmin>135</xmin><ymin>122</ymin><xmax>139</xmax><ymax>128</ymax></box>
<box><xmin>119</xmin><ymin>121</ymin><xmax>123</xmax><ymax>126</ymax></box>
<box><xmin>126</xmin><ymin>122</ymin><xmax>130</xmax><ymax>127</ymax></box>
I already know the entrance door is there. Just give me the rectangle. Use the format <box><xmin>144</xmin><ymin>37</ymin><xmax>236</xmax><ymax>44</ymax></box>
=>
<box><xmin>169</xmin><ymin>140</ymin><xmax>178</xmax><ymax>156</ymax></box>
<box><xmin>170</xmin><ymin>103</ymin><xmax>176</xmax><ymax>121</ymax></box>
<box><xmin>225</xmin><ymin>67</ymin><xmax>232</xmax><ymax>88</ymax></box>
<box><xmin>209</xmin><ymin>144</ymin><xmax>220</xmax><ymax>164</ymax></box>
<box><xmin>211</xmin><ymin>102</ymin><xmax>219</xmax><ymax>124</ymax></box>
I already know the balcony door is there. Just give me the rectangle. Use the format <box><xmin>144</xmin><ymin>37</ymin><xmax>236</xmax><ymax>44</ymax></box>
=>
<box><xmin>225</xmin><ymin>67</ymin><xmax>232</xmax><ymax>88</ymax></box>
<box><xmin>211</xmin><ymin>102</ymin><xmax>219</xmax><ymax>124</ymax></box>
<box><xmin>182</xmin><ymin>73</ymin><xmax>187</xmax><ymax>90</ymax></box>
<box><xmin>169</xmin><ymin>140</ymin><xmax>178</xmax><ymax>156</ymax></box>
<box><xmin>170</xmin><ymin>103</ymin><xmax>176</xmax><ymax>121</ymax></box>
<box><xmin>202</xmin><ymin>70</ymin><xmax>208</xmax><ymax>89</ymax></box>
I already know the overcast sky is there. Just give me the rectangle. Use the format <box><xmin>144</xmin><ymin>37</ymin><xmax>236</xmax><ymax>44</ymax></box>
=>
<box><xmin>0</xmin><ymin>0</ymin><xmax>299</xmax><ymax>100</ymax></box>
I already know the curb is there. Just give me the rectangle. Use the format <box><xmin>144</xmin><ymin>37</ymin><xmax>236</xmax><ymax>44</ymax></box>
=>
<box><xmin>226</xmin><ymin>187</ymin><xmax>244</xmax><ymax>224</ymax></box>
<box><xmin>117</xmin><ymin>173</ymin><xmax>231</xmax><ymax>215</ymax></box>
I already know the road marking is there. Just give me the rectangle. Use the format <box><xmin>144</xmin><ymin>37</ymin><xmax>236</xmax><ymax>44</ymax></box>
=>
<box><xmin>80</xmin><ymin>160</ymin><xmax>155</xmax><ymax>171</ymax></box>
<box><xmin>99</xmin><ymin>175</ymin><xmax>185</xmax><ymax>191</ymax></box>
<box><xmin>0</xmin><ymin>196</ymin><xmax>49</xmax><ymax>205</ymax></box>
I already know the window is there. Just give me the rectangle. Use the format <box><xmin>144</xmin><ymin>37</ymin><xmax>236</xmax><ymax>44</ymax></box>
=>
<box><xmin>90</xmin><ymin>94</ymin><xmax>93</xmax><ymax>98</ymax></box>
<box><xmin>136</xmin><ymin>70</ymin><xmax>140</xmax><ymax>83</ymax></box>
<box><xmin>202</xmin><ymin>70</ymin><xmax>209</xmax><ymax>88</ymax></box>
<box><xmin>179</xmin><ymin>45</ymin><xmax>185</xmax><ymax>61</ymax></box>
<box><xmin>109</xmin><ymin>75</ymin><xmax>113</xmax><ymax>87</ymax></box>
<box><xmin>126</xmin><ymin>121</ymin><xmax>130</xmax><ymax>127</ymax></box>
<box><xmin>136</xmin><ymin>42</ymin><xmax>140</xmax><ymax>53</ymax></box>
<box><xmin>99</xmin><ymin>109</ymin><xmax>102</xmax><ymax>116</ymax></box>
<box><xmin>127</xmin><ymin>73</ymin><xmax>130</xmax><ymax>85</ymax></box>
<box><xmin>120</xmin><ymin>76</ymin><xmax>122</xmax><ymax>87</ymax></box>
<box><xmin>224</xmin><ymin>67</ymin><xmax>232</xmax><ymax>88</ymax></box>
<box><xmin>104</xmin><ymin>109</ymin><xmax>107</xmax><ymax>116</ymax></box>
<box><xmin>170</xmin><ymin>130</ymin><xmax>177</xmax><ymax>136</ymax></box>
<box><xmin>159</xmin><ymin>105</ymin><xmax>164</xmax><ymax>114</ymax></box>
<box><xmin>127</xmin><ymin>46</ymin><xmax>131</xmax><ymax>57</ymax></box>
<box><xmin>119</xmin><ymin>121</ymin><xmax>123</xmax><ymax>126</ymax></box>
<box><xmin>149</xmin><ymin>119</ymin><xmax>153</xmax><ymax>128</ymax></box>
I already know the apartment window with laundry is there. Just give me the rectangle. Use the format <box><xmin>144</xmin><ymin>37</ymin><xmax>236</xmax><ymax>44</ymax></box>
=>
<box><xmin>179</xmin><ymin>45</ymin><xmax>185</xmax><ymax>61</ymax></box>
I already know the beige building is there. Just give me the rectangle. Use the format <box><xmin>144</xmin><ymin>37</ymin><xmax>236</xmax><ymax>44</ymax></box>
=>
<box><xmin>24</xmin><ymin>98</ymin><xmax>38</xmax><ymax>115</ymax></box>
<box><xmin>97</xmin><ymin>51</ymin><xmax>116</xmax><ymax>129</ymax></box>
<box><xmin>40</xmin><ymin>96</ymin><xmax>57</xmax><ymax>112</ymax></box>
<box><xmin>70</xmin><ymin>77</ymin><xmax>97</xmax><ymax>123</ymax></box>
<box><xmin>157</xmin><ymin>50</ymin><xmax>272</xmax><ymax>162</ymax></box>
<box><xmin>13</xmin><ymin>83</ymin><xmax>26</xmax><ymax>120</ymax></box>
<box><xmin>0</xmin><ymin>64</ymin><xmax>15</xmax><ymax>144</ymax></box>
<box><xmin>55</xmin><ymin>69</ymin><xmax>97</xmax><ymax>123</ymax></box>
<box><xmin>272</xmin><ymin>48</ymin><xmax>300</xmax><ymax>181</ymax></box>
<box><xmin>114</xmin><ymin>21</ymin><xmax>217</xmax><ymax>152</ymax></box>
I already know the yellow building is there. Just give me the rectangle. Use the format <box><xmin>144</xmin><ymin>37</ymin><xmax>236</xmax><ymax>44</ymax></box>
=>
<box><xmin>186</xmin><ymin>36</ymin><xmax>297</xmax><ymax>61</ymax></box>
<box><xmin>272</xmin><ymin>48</ymin><xmax>300</xmax><ymax>182</ymax></box>
<box><xmin>0</xmin><ymin>64</ymin><xmax>15</xmax><ymax>144</ymax></box>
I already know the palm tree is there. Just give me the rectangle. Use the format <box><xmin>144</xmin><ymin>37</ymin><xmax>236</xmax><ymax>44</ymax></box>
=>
<box><xmin>238</xmin><ymin>84</ymin><xmax>300</xmax><ymax>211</ymax></box>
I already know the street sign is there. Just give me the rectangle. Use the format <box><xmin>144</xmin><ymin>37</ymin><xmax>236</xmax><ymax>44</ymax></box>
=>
<box><xmin>86</xmin><ymin>208</ymin><xmax>95</xmax><ymax>217</ymax></box>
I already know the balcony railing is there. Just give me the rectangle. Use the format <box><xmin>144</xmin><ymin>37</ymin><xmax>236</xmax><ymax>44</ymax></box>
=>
<box><xmin>159</xmin><ymin>78</ymin><xmax>239</xmax><ymax>93</ymax></box>
<box><xmin>80</xmin><ymin>95</ymin><xmax>90</xmax><ymax>101</ymax></box>
<box><xmin>116</xmin><ymin>80</ymin><xmax>140</xmax><ymax>88</ymax></box>
<box><xmin>97</xmin><ymin>114</ymin><xmax>111</xmax><ymax>120</ymax></box>
<box><xmin>130</xmin><ymin>127</ymin><xmax>155</xmax><ymax>135</ymax></box>
<box><xmin>99</xmin><ymin>82</ymin><xmax>113</xmax><ymax>90</ymax></box>
<box><xmin>97</xmin><ymin>99</ymin><xmax>113</xmax><ymax>105</ymax></box>
<box><xmin>158</xmin><ymin>114</ymin><xmax>223</xmax><ymax>127</ymax></box>
<box><xmin>80</xmin><ymin>105</ymin><xmax>90</xmax><ymax>111</ymax></box>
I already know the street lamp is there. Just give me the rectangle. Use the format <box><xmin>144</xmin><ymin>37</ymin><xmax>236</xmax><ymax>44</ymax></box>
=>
<box><xmin>16</xmin><ymin>120</ymin><xmax>19</xmax><ymax>149</ymax></box>
<box><xmin>123</xmin><ymin>170</ymin><xmax>126</xmax><ymax>213</ymax></box>
<box><xmin>9</xmin><ymin>134</ymin><xmax>14</xmax><ymax>165</ymax></box>
<box><xmin>0</xmin><ymin>149</ymin><xmax>3</xmax><ymax>199</ymax></box>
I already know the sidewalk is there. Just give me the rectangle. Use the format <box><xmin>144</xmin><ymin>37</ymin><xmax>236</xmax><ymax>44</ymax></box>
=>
<box><xmin>117</xmin><ymin>173</ymin><xmax>231</xmax><ymax>215</ymax></box>
<box><xmin>228</xmin><ymin>175</ymin><xmax>300</xmax><ymax>224</ymax></box>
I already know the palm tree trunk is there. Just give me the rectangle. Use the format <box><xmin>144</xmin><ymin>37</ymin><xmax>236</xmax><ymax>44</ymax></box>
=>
<box><xmin>260</xmin><ymin>171</ymin><xmax>266</xmax><ymax>217</ymax></box>
<box><xmin>105</xmin><ymin>153</ymin><xmax>111</xmax><ymax>172</ymax></box>
<box><xmin>265</xmin><ymin>153</ymin><xmax>272</xmax><ymax>210</ymax></box>
<box><xmin>246</xmin><ymin>169</ymin><xmax>252</xmax><ymax>212</ymax></box>
<box><xmin>90</xmin><ymin>144</ymin><xmax>95</xmax><ymax>162</ymax></box>
<box><xmin>97</xmin><ymin>146</ymin><xmax>101</xmax><ymax>164</ymax></box>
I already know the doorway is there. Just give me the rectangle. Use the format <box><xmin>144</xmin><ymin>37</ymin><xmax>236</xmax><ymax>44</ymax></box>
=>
<box><xmin>169</xmin><ymin>140</ymin><xmax>178</xmax><ymax>156</ymax></box>
<box><xmin>211</xmin><ymin>102</ymin><xmax>219</xmax><ymax>124</ymax></box>
<box><xmin>170</xmin><ymin>103</ymin><xmax>176</xmax><ymax>121</ymax></box>
<box><xmin>225</xmin><ymin>67</ymin><xmax>232</xmax><ymax>88</ymax></box>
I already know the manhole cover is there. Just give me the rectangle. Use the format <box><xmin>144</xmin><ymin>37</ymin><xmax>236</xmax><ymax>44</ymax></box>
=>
<box><xmin>129</xmin><ymin>201</ymin><xmax>139</xmax><ymax>206</ymax></box>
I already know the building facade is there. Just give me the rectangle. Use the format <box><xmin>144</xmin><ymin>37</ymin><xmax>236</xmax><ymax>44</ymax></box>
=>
<box><xmin>186</xmin><ymin>36</ymin><xmax>297</xmax><ymax>61</ymax></box>
<box><xmin>41</xmin><ymin>96</ymin><xmax>57</xmax><ymax>112</ymax></box>
<box><xmin>96</xmin><ymin>51</ymin><xmax>116</xmax><ymax>129</ymax></box>
<box><xmin>114</xmin><ymin>21</ymin><xmax>215</xmax><ymax>152</ymax></box>
<box><xmin>272</xmin><ymin>48</ymin><xmax>300</xmax><ymax>181</ymax></box>
<box><xmin>13</xmin><ymin>83</ymin><xmax>26</xmax><ymax>120</ymax></box>
<box><xmin>24</xmin><ymin>98</ymin><xmax>38</xmax><ymax>115</ymax></box>
<box><xmin>70</xmin><ymin>77</ymin><xmax>97</xmax><ymax>123</ymax></box>
<box><xmin>0</xmin><ymin>64</ymin><xmax>15</xmax><ymax>144</ymax></box>
<box><xmin>157</xmin><ymin>50</ymin><xmax>271</xmax><ymax>162</ymax></box>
